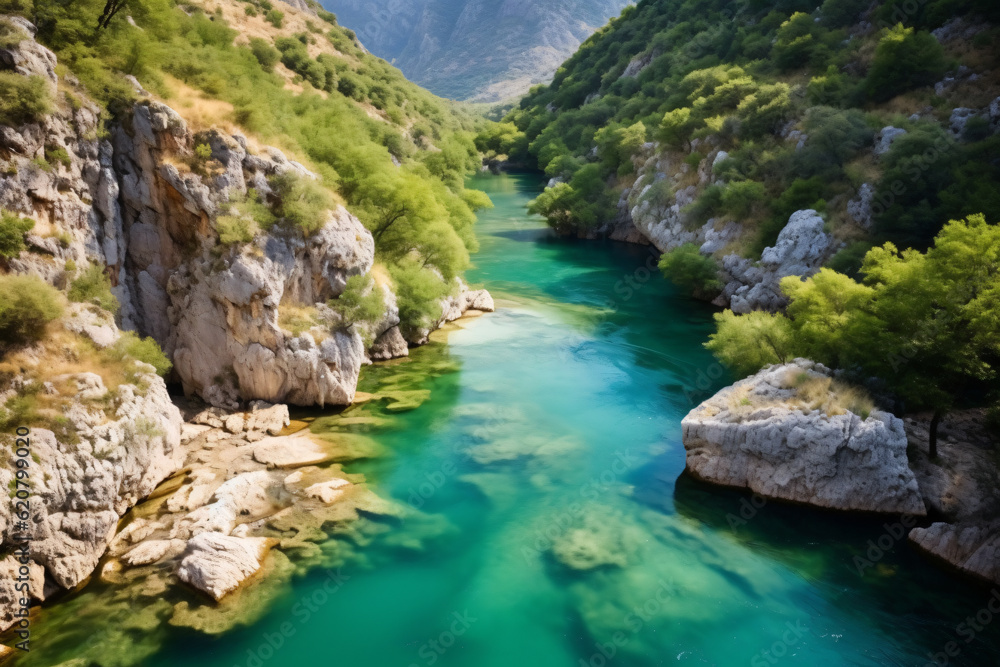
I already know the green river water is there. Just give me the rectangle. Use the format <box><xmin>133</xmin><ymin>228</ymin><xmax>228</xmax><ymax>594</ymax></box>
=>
<box><xmin>17</xmin><ymin>172</ymin><xmax>1000</xmax><ymax>666</ymax></box>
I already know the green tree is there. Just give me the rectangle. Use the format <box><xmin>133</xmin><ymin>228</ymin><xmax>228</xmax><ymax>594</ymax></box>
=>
<box><xmin>865</xmin><ymin>24</ymin><xmax>947</xmax><ymax>103</ymax></box>
<box><xmin>706</xmin><ymin>310</ymin><xmax>796</xmax><ymax>377</ymax></box>
<box><xmin>658</xmin><ymin>107</ymin><xmax>697</xmax><ymax>150</ymax></box>
<box><xmin>658</xmin><ymin>243</ymin><xmax>721</xmax><ymax>296</ymax></box>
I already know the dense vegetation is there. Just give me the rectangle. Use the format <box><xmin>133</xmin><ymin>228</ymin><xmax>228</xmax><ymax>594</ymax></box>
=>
<box><xmin>488</xmin><ymin>0</ymin><xmax>1000</xmax><ymax>255</ymax></box>
<box><xmin>479</xmin><ymin>0</ymin><xmax>1000</xmax><ymax>442</ymax></box>
<box><xmin>2</xmin><ymin>0</ymin><xmax>490</xmax><ymax>335</ymax></box>
<box><xmin>708</xmin><ymin>215</ymin><xmax>1000</xmax><ymax>455</ymax></box>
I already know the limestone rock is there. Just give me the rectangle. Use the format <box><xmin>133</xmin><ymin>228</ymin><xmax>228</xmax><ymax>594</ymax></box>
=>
<box><xmin>909</xmin><ymin>521</ymin><xmax>1000</xmax><ymax>585</ymax></box>
<box><xmin>874</xmin><ymin>126</ymin><xmax>907</xmax><ymax>156</ymax></box>
<box><xmin>682</xmin><ymin>359</ymin><xmax>926</xmax><ymax>514</ymax></box>
<box><xmin>847</xmin><ymin>183</ymin><xmax>874</xmax><ymax>229</ymax></box>
<box><xmin>369</xmin><ymin>326</ymin><xmax>409</xmax><ymax>361</ymax></box>
<box><xmin>253</xmin><ymin>434</ymin><xmax>331</xmax><ymax>468</ymax></box>
<box><xmin>717</xmin><ymin>210</ymin><xmax>832</xmax><ymax>313</ymax></box>
<box><xmin>175</xmin><ymin>532</ymin><xmax>272</xmax><ymax>601</ymax></box>
<box><xmin>122</xmin><ymin>539</ymin><xmax>186</xmax><ymax>567</ymax></box>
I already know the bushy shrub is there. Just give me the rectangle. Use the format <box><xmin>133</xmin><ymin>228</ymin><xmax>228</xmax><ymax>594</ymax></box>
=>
<box><xmin>328</xmin><ymin>274</ymin><xmax>384</xmax><ymax>341</ymax></box>
<box><xmin>265</xmin><ymin>9</ymin><xmax>284</xmax><ymax>28</ymax></box>
<box><xmin>721</xmin><ymin>180</ymin><xmax>767</xmax><ymax>218</ymax></box>
<box><xmin>0</xmin><ymin>275</ymin><xmax>63</xmax><ymax>349</ymax></box>
<box><xmin>248</xmin><ymin>37</ymin><xmax>280</xmax><ymax>71</ymax></box>
<box><xmin>827</xmin><ymin>240</ymin><xmax>874</xmax><ymax>278</ymax></box>
<box><xmin>271</xmin><ymin>172</ymin><xmax>333</xmax><ymax>235</ymax></box>
<box><xmin>865</xmin><ymin>25</ymin><xmax>947</xmax><ymax>102</ymax></box>
<box><xmin>215</xmin><ymin>215</ymin><xmax>257</xmax><ymax>246</ymax></box>
<box><xmin>706</xmin><ymin>310</ymin><xmax>795</xmax><ymax>377</ymax></box>
<box><xmin>0</xmin><ymin>210</ymin><xmax>34</xmax><ymax>259</ymax></box>
<box><xmin>389</xmin><ymin>258</ymin><xmax>446</xmax><ymax>340</ymax></box>
<box><xmin>658</xmin><ymin>244</ymin><xmax>721</xmax><ymax>296</ymax></box>
<box><xmin>68</xmin><ymin>264</ymin><xmax>119</xmax><ymax>313</ymax></box>
<box><xmin>0</xmin><ymin>72</ymin><xmax>52</xmax><ymax>126</ymax></box>
<box><xmin>105</xmin><ymin>331</ymin><xmax>172</xmax><ymax>377</ymax></box>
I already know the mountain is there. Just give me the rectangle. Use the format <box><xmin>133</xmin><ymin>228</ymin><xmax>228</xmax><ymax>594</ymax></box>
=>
<box><xmin>322</xmin><ymin>0</ymin><xmax>633</xmax><ymax>102</ymax></box>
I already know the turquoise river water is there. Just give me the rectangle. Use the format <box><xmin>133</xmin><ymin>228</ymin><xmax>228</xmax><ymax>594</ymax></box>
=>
<box><xmin>19</xmin><ymin>173</ymin><xmax>1000</xmax><ymax>666</ymax></box>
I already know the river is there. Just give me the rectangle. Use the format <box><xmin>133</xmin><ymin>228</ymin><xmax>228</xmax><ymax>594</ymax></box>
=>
<box><xmin>20</xmin><ymin>172</ymin><xmax>1000</xmax><ymax>666</ymax></box>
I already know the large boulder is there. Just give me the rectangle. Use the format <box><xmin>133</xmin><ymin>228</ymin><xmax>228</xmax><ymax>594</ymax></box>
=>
<box><xmin>175</xmin><ymin>532</ymin><xmax>274</xmax><ymax>601</ymax></box>
<box><xmin>681</xmin><ymin>359</ymin><xmax>926</xmax><ymax>515</ymax></box>
<box><xmin>909</xmin><ymin>521</ymin><xmax>1000</xmax><ymax>584</ymax></box>
<box><xmin>716</xmin><ymin>210</ymin><xmax>833</xmax><ymax>313</ymax></box>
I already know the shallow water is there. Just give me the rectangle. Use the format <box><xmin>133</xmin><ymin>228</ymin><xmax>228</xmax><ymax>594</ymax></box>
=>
<box><xmin>20</xmin><ymin>173</ymin><xmax>1000</xmax><ymax>666</ymax></box>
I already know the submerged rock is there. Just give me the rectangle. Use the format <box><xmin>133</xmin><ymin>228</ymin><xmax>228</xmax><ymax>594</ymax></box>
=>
<box><xmin>681</xmin><ymin>359</ymin><xmax>925</xmax><ymax>515</ymax></box>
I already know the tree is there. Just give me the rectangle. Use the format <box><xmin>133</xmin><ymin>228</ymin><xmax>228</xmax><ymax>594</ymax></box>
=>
<box><xmin>865</xmin><ymin>24</ymin><xmax>947</xmax><ymax>103</ymax></box>
<box><xmin>97</xmin><ymin>0</ymin><xmax>129</xmax><ymax>29</ymax></box>
<box><xmin>658</xmin><ymin>108</ymin><xmax>697</xmax><ymax>150</ymax></box>
<box><xmin>658</xmin><ymin>244</ymin><xmax>721</xmax><ymax>297</ymax></box>
<box><xmin>706</xmin><ymin>310</ymin><xmax>796</xmax><ymax>377</ymax></box>
<box><xmin>707</xmin><ymin>215</ymin><xmax>1000</xmax><ymax>458</ymax></box>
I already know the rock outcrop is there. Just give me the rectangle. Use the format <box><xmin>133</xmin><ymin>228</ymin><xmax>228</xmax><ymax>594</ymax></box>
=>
<box><xmin>715</xmin><ymin>210</ymin><xmax>834</xmax><ymax>313</ymax></box>
<box><xmin>0</xmin><ymin>24</ymin><xmax>422</xmax><ymax>409</ymax></box>
<box><xmin>176</xmin><ymin>532</ymin><xmax>275</xmax><ymax>601</ymax></box>
<box><xmin>0</xmin><ymin>313</ymin><xmax>184</xmax><ymax>631</ymax></box>
<box><xmin>905</xmin><ymin>412</ymin><xmax>1000</xmax><ymax>585</ymax></box>
<box><xmin>681</xmin><ymin>359</ymin><xmax>926</xmax><ymax>515</ymax></box>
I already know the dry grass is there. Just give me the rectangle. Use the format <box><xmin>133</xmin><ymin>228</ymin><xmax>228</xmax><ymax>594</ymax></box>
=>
<box><xmin>782</xmin><ymin>370</ymin><xmax>876</xmax><ymax>419</ymax></box>
<box><xmin>160</xmin><ymin>75</ymin><xmax>236</xmax><ymax>134</ymax></box>
<box><xmin>277</xmin><ymin>303</ymin><xmax>328</xmax><ymax>341</ymax></box>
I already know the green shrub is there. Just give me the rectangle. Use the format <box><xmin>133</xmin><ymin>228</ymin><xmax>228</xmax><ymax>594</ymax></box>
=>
<box><xmin>271</xmin><ymin>172</ymin><xmax>333</xmax><ymax>235</ymax></box>
<box><xmin>328</xmin><ymin>274</ymin><xmax>385</xmax><ymax>342</ymax></box>
<box><xmin>827</xmin><ymin>241</ymin><xmax>875</xmax><ymax>278</ymax></box>
<box><xmin>0</xmin><ymin>17</ymin><xmax>26</xmax><ymax>49</ymax></box>
<box><xmin>0</xmin><ymin>210</ymin><xmax>34</xmax><ymax>259</ymax></box>
<box><xmin>0</xmin><ymin>275</ymin><xmax>63</xmax><ymax>349</ymax></box>
<box><xmin>216</xmin><ymin>214</ymin><xmax>257</xmax><ymax>246</ymax></box>
<box><xmin>68</xmin><ymin>264</ymin><xmax>119</xmax><ymax>313</ymax></box>
<box><xmin>389</xmin><ymin>258</ymin><xmax>446</xmax><ymax>340</ymax></box>
<box><xmin>0</xmin><ymin>72</ymin><xmax>52</xmax><ymax>126</ymax></box>
<box><xmin>721</xmin><ymin>181</ymin><xmax>767</xmax><ymax>218</ymax></box>
<box><xmin>705</xmin><ymin>310</ymin><xmax>795</xmax><ymax>378</ymax></box>
<box><xmin>265</xmin><ymin>9</ymin><xmax>284</xmax><ymax>28</ymax></box>
<box><xmin>865</xmin><ymin>25</ymin><xmax>947</xmax><ymax>102</ymax></box>
<box><xmin>44</xmin><ymin>145</ymin><xmax>72</xmax><ymax>168</ymax></box>
<box><xmin>658</xmin><ymin>243</ymin><xmax>721</xmax><ymax>296</ymax></box>
<box><xmin>106</xmin><ymin>331</ymin><xmax>172</xmax><ymax>377</ymax></box>
<box><xmin>248</xmin><ymin>37</ymin><xmax>280</xmax><ymax>71</ymax></box>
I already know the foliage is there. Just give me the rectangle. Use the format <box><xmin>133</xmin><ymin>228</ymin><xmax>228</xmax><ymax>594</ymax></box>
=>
<box><xmin>265</xmin><ymin>9</ymin><xmax>284</xmax><ymax>28</ymax></box>
<box><xmin>658</xmin><ymin>244</ymin><xmax>721</xmax><ymax>296</ymax></box>
<box><xmin>706</xmin><ymin>310</ymin><xmax>796</xmax><ymax>378</ymax></box>
<box><xmin>270</xmin><ymin>172</ymin><xmax>332</xmax><ymax>235</ymax></box>
<box><xmin>248</xmin><ymin>37</ymin><xmax>280</xmax><ymax>72</ymax></box>
<box><xmin>0</xmin><ymin>72</ymin><xmax>52</xmax><ymax>126</ymax></box>
<box><xmin>0</xmin><ymin>210</ymin><xmax>34</xmax><ymax>259</ymax></box>
<box><xmin>708</xmin><ymin>215</ymin><xmax>1000</xmax><ymax>434</ymax></box>
<box><xmin>68</xmin><ymin>264</ymin><xmax>119</xmax><ymax>313</ymax></box>
<box><xmin>328</xmin><ymin>274</ymin><xmax>385</xmax><ymax>343</ymax></box>
<box><xmin>0</xmin><ymin>275</ymin><xmax>63</xmax><ymax>350</ymax></box>
<box><xmin>389</xmin><ymin>257</ymin><xmax>447</xmax><ymax>340</ymax></box>
<box><xmin>865</xmin><ymin>24</ymin><xmax>947</xmax><ymax>102</ymax></box>
<box><xmin>104</xmin><ymin>331</ymin><xmax>172</xmax><ymax>377</ymax></box>
<box><xmin>215</xmin><ymin>214</ymin><xmax>257</xmax><ymax>246</ymax></box>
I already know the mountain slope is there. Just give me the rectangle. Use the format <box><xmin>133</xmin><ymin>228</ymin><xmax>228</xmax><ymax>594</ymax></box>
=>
<box><xmin>324</xmin><ymin>0</ymin><xmax>633</xmax><ymax>101</ymax></box>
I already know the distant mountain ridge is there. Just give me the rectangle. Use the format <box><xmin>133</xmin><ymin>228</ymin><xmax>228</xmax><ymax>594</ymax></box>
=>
<box><xmin>324</xmin><ymin>0</ymin><xmax>632</xmax><ymax>101</ymax></box>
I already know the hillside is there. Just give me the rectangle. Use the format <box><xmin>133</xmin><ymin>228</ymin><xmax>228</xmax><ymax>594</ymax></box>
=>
<box><xmin>480</xmin><ymin>0</ymin><xmax>1000</xmax><ymax>501</ymax></box>
<box><xmin>491</xmin><ymin>0</ymin><xmax>1000</xmax><ymax>283</ymax></box>
<box><xmin>324</xmin><ymin>0</ymin><xmax>632</xmax><ymax>102</ymax></box>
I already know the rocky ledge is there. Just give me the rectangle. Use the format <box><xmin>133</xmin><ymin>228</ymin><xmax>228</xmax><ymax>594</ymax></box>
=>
<box><xmin>905</xmin><ymin>411</ymin><xmax>1000</xmax><ymax>585</ymax></box>
<box><xmin>681</xmin><ymin>359</ymin><xmax>926</xmax><ymax>515</ymax></box>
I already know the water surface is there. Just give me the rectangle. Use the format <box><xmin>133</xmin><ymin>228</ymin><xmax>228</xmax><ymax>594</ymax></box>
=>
<box><xmin>24</xmin><ymin>172</ymin><xmax>1000</xmax><ymax>666</ymax></box>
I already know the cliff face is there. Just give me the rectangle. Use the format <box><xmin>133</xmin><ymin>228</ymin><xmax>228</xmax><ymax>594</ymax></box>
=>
<box><xmin>328</xmin><ymin>0</ymin><xmax>632</xmax><ymax>101</ymax></box>
<box><xmin>0</xmin><ymin>20</ymin><xmax>399</xmax><ymax>409</ymax></box>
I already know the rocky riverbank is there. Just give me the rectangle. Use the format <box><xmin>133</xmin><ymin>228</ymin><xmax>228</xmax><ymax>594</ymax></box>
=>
<box><xmin>682</xmin><ymin>360</ymin><xmax>1000</xmax><ymax>586</ymax></box>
